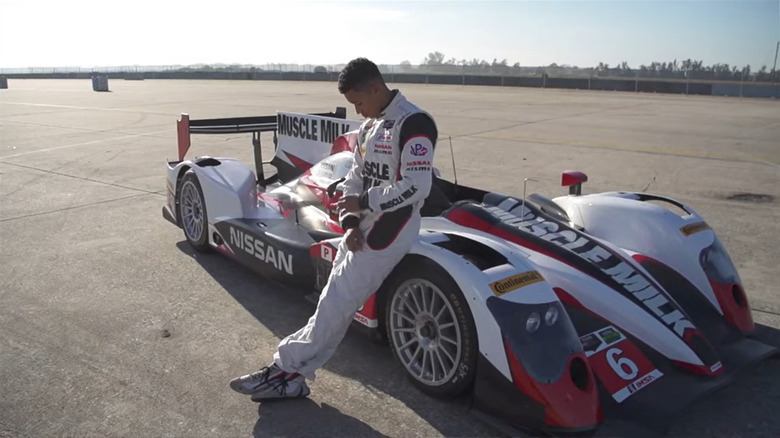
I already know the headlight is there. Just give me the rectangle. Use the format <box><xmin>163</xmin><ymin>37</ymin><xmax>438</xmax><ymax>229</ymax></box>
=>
<box><xmin>526</xmin><ymin>312</ymin><xmax>541</xmax><ymax>333</ymax></box>
<box><xmin>544</xmin><ymin>306</ymin><xmax>559</xmax><ymax>326</ymax></box>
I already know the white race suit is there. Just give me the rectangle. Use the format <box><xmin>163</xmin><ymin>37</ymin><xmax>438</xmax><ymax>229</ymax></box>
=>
<box><xmin>273</xmin><ymin>90</ymin><xmax>438</xmax><ymax>380</ymax></box>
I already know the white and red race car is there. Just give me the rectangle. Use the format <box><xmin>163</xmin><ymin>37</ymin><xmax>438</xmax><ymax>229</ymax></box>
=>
<box><xmin>163</xmin><ymin>108</ymin><xmax>777</xmax><ymax>436</ymax></box>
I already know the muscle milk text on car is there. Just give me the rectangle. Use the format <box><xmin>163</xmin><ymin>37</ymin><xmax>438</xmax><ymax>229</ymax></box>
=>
<box><xmin>277</xmin><ymin>113</ymin><xmax>356</xmax><ymax>144</ymax></box>
<box><xmin>485</xmin><ymin>204</ymin><xmax>696</xmax><ymax>338</ymax></box>
<box><xmin>228</xmin><ymin>227</ymin><xmax>293</xmax><ymax>275</ymax></box>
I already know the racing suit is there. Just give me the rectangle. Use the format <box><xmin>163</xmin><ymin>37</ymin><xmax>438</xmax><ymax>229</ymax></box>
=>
<box><xmin>273</xmin><ymin>90</ymin><xmax>438</xmax><ymax>380</ymax></box>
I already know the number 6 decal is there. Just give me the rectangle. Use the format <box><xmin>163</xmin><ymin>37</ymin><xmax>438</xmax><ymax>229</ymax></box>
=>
<box><xmin>606</xmin><ymin>348</ymin><xmax>639</xmax><ymax>380</ymax></box>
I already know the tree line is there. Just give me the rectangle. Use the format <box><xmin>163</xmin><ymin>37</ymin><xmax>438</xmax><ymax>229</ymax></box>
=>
<box><xmin>415</xmin><ymin>51</ymin><xmax>777</xmax><ymax>82</ymax></box>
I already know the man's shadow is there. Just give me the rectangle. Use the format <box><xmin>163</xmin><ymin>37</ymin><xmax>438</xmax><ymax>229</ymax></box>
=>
<box><xmin>177</xmin><ymin>242</ymin><xmax>495</xmax><ymax>438</ymax></box>
<box><xmin>252</xmin><ymin>400</ymin><xmax>387</xmax><ymax>438</ymax></box>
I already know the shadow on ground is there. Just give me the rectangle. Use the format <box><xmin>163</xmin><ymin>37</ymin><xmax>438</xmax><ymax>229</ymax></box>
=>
<box><xmin>253</xmin><ymin>400</ymin><xmax>388</xmax><ymax>438</ymax></box>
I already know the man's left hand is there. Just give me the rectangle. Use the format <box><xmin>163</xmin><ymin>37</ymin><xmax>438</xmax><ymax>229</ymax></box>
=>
<box><xmin>336</xmin><ymin>196</ymin><xmax>361</xmax><ymax>214</ymax></box>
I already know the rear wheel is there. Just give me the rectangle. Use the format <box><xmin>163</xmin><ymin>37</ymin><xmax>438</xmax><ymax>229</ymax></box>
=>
<box><xmin>384</xmin><ymin>259</ymin><xmax>478</xmax><ymax>397</ymax></box>
<box><xmin>178</xmin><ymin>171</ymin><xmax>212</xmax><ymax>252</ymax></box>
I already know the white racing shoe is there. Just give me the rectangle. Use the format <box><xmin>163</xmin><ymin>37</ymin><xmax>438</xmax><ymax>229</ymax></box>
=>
<box><xmin>250</xmin><ymin>372</ymin><xmax>310</xmax><ymax>402</ymax></box>
<box><xmin>229</xmin><ymin>364</ymin><xmax>310</xmax><ymax>401</ymax></box>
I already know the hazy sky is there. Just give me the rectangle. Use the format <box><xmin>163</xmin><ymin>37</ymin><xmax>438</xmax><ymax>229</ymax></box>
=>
<box><xmin>1</xmin><ymin>0</ymin><xmax>778</xmax><ymax>69</ymax></box>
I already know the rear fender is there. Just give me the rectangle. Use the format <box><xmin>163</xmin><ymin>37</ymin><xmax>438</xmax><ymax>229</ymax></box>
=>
<box><xmin>164</xmin><ymin>160</ymin><xmax>189</xmax><ymax>226</ymax></box>
<box><xmin>166</xmin><ymin>157</ymin><xmax>287</xmax><ymax>250</ymax></box>
<box><xmin>191</xmin><ymin>157</ymin><xmax>257</xmax><ymax>221</ymax></box>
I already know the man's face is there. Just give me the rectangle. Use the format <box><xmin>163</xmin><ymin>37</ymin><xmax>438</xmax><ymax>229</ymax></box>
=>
<box><xmin>342</xmin><ymin>83</ymin><xmax>382</xmax><ymax>119</ymax></box>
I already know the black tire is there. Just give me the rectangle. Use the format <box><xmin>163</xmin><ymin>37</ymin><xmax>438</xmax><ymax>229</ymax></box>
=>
<box><xmin>384</xmin><ymin>258</ymin><xmax>479</xmax><ymax>398</ymax></box>
<box><xmin>177</xmin><ymin>171</ymin><xmax>212</xmax><ymax>252</ymax></box>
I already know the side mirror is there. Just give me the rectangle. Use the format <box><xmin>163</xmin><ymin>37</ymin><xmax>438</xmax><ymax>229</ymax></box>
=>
<box><xmin>562</xmin><ymin>170</ymin><xmax>588</xmax><ymax>196</ymax></box>
<box><xmin>327</xmin><ymin>177</ymin><xmax>346</xmax><ymax>198</ymax></box>
<box><xmin>326</xmin><ymin>177</ymin><xmax>346</xmax><ymax>222</ymax></box>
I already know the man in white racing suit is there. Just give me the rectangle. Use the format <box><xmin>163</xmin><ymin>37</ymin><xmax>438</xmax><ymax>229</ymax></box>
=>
<box><xmin>229</xmin><ymin>57</ymin><xmax>438</xmax><ymax>400</ymax></box>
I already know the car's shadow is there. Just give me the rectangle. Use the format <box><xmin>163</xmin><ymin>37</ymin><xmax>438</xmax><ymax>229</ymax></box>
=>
<box><xmin>177</xmin><ymin>242</ymin><xmax>780</xmax><ymax>438</ymax></box>
<box><xmin>176</xmin><ymin>242</ymin><xmax>493</xmax><ymax>438</ymax></box>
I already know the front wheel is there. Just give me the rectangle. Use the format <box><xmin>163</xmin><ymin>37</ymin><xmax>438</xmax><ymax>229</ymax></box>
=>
<box><xmin>384</xmin><ymin>259</ymin><xmax>478</xmax><ymax>398</ymax></box>
<box><xmin>177</xmin><ymin>170</ymin><xmax>212</xmax><ymax>252</ymax></box>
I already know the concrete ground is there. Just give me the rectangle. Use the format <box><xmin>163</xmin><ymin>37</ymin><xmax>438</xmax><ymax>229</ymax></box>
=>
<box><xmin>1</xmin><ymin>79</ymin><xmax>778</xmax><ymax>438</ymax></box>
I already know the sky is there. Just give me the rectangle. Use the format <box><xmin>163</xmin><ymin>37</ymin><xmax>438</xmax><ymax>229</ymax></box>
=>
<box><xmin>0</xmin><ymin>0</ymin><xmax>778</xmax><ymax>70</ymax></box>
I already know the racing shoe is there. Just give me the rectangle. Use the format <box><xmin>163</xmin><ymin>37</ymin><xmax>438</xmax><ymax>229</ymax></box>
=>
<box><xmin>250</xmin><ymin>372</ymin><xmax>310</xmax><ymax>401</ymax></box>
<box><xmin>229</xmin><ymin>364</ymin><xmax>289</xmax><ymax>395</ymax></box>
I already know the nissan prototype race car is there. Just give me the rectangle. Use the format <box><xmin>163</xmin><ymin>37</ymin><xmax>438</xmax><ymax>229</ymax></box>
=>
<box><xmin>163</xmin><ymin>108</ymin><xmax>777</xmax><ymax>436</ymax></box>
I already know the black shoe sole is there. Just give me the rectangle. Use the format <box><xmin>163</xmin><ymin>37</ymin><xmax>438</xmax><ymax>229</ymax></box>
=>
<box><xmin>251</xmin><ymin>386</ymin><xmax>310</xmax><ymax>402</ymax></box>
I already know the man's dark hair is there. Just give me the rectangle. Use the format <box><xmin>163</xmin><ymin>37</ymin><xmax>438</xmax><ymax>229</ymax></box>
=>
<box><xmin>338</xmin><ymin>58</ymin><xmax>384</xmax><ymax>93</ymax></box>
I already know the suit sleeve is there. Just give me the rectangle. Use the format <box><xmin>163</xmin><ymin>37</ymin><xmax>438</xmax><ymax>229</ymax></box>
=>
<box><xmin>337</xmin><ymin>122</ymin><xmax>369</xmax><ymax>230</ymax></box>
<box><xmin>362</xmin><ymin>113</ymin><xmax>438</xmax><ymax>213</ymax></box>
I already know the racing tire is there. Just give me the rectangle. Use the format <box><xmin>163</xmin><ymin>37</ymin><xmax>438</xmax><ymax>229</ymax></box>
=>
<box><xmin>177</xmin><ymin>171</ymin><xmax>212</xmax><ymax>252</ymax></box>
<box><xmin>384</xmin><ymin>258</ymin><xmax>478</xmax><ymax>398</ymax></box>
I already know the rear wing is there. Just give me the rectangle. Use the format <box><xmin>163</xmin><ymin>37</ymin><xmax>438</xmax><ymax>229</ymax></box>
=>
<box><xmin>175</xmin><ymin>107</ymin><xmax>348</xmax><ymax>183</ymax></box>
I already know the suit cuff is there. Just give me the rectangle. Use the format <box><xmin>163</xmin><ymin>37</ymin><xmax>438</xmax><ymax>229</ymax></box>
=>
<box><xmin>341</xmin><ymin>213</ymin><xmax>360</xmax><ymax>231</ymax></box>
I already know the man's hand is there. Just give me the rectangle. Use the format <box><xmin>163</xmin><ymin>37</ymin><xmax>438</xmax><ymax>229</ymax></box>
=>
<box><xmin>344</xmin><ymin>228</ymin><xmax>364</xmax><ymax>252</ymax></box>
<box><xmin>336</xmin><ymin>195</ymin><xmax>361</xmax><ymax>214</ymax></box>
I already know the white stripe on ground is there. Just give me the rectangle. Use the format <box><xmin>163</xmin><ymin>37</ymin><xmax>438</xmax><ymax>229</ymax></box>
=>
<box><xmin>0</xmin><ymin>129</ymin><xmax>170</xmax><ymax>158</ymax></box>
<box><xmin>2</xmin><ymin>101</ymin><xmax>134</xmax><ymax>112</ymax></box>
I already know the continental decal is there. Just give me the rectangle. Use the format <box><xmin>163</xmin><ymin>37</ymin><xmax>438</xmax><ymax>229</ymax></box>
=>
<box><xmin>680</xmin><ymin>222</ymin><xmax>710</xmax><ymax>236</ymax></box>
<box><xmin>490</xmin><ymin>271</ymin><xmax>545</xmax><ymax>296</ymax></box>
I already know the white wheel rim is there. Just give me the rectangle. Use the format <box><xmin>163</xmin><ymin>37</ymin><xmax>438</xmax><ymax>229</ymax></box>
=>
<box><xmin>181</xmin><ymin>180</ymin><xmax>204</xmax><ymax>242</ymax></box>
<box><xmin>389</xmin><ymin>279</ymin><xmax>462</xmax><ymax>387</ymax></box>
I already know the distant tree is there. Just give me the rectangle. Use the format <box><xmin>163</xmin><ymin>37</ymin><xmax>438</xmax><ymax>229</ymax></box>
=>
<box><xmin>681</xmin><ymin>58</ymin><xmax>691</xmax><ymax>74</ymax></box>
<box><xmin>410</xmin><ymin>50</ymin><xmax>770</xmax><ymax>82</ymax></box>
<box><xmin>596</xmin><ymin>62</ymin><xmax>610</xmax><ymax>77</ymax></box>
<box><xmin>424</xmin><ymin>51</ymin><xmax>446</xmax><ymax>65</ymax></box>
<box><xmin>741</xmin><ymin>64</ymin><xmax>751</xmax><ymax>80</ymax></box>
<box><xmin>614</xmin><ymin>61</ymin><xmax>632</xmax><ymax>77</ymax></box>
<box><xmin>756</xmin><ymin>65</ymin><xmax>769</xmax><ymax>81</ymax></box>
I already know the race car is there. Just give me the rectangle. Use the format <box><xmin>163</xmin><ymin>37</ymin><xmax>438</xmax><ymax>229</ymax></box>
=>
<box><xmin>162</xmin><ymin>108</ymin><xmax>777</xmax><ymax>436</ymax></box>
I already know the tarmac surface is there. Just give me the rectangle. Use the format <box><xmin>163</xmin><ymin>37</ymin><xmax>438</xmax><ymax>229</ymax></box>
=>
<box><xmin>1</xmin><ymin>79</ymin><xmax>779</xmax><ymax>438</ymax></box>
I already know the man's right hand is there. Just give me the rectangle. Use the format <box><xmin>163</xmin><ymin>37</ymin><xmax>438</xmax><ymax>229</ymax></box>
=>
<box><xmin>336</xmin><ymin>195</ymin><xmax>361</xmax><ymax>215</ymax></box>
<box><xmin>344</xmin><ymin>228</ymin><xmax>364</xmax><ymax>252</ymax></box>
